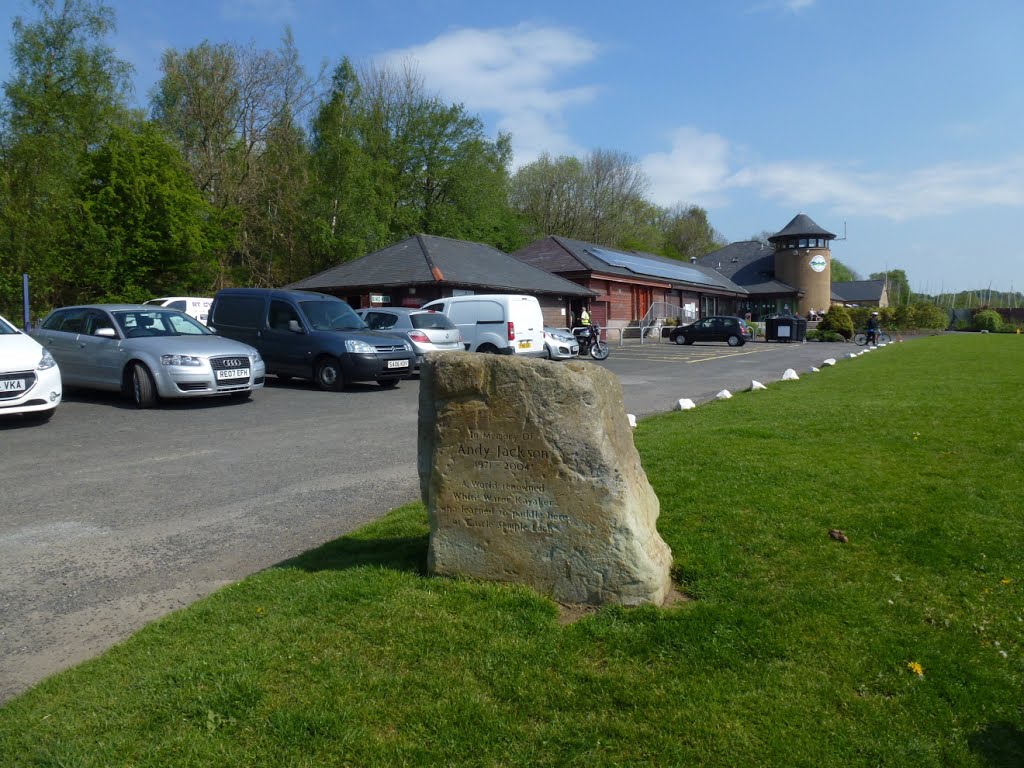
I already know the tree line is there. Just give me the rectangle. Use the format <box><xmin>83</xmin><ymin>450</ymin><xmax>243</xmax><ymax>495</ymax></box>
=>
<box><xmin>0</xmin><ymin>0</ymin><xmax>726</xmax><ymax>319</ymax></box>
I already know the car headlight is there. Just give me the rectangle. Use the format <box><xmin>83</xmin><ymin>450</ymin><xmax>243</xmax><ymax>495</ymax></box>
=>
<box><xmin>251</xmin><ymin>350</ymin><xmax>262</xmax><ymax>363</ymax></box>
<box><xmin>345</xmin><ymin>339</ymin><xmax>376</xmax><ymax>354</ymax></box>
<box><xmin>161</xmin><ymin>354</ymin><xmax>203</xmax><ymax>367</ymax></box>
<box><xmin>36</xmin><ymin>349</ymin><xmax>57</xmax><ymax>370</ymax></box>
<box><xmin>403</xmin><ymin>341</ymin><xmax>412</xmax><ymax>352</ymax></box>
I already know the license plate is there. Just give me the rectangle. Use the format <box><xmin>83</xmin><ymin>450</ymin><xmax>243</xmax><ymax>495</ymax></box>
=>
<box><xmin>216</xmin><ymin>368</ymin><xmax>249</xmax><ymax>380</ymax></box>
<box><xmin>518</xmin><ymin>341</ymin><xmax>532</xmax><ymax>349</ymax></box>
<box><xmin>387</xmin><ymin>359</ymin><xmax>409</xmax><ymax>369</ymax></box>
<box><xmin>0</xmin><ymin>379</ymin><xmax>25</xmax><ymax>391</ymax></box>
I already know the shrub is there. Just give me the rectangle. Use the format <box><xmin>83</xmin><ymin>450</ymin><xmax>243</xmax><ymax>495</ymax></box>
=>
<box><xmin>910</xmin><ymin>302</ymin><xmax>950</xmax><ymax>330</ymax></box>
<box><xmin>823</xmin><ymin>331</ymin><xmax>846</xmax><ymax>342</ymax></box>
<box><xmin>664</xmin><ymin>317</ymin><xmax>679</xmax><ymax>327</ymax></box>
<box><xmin>819</xmin><ymin>305</ymin><xmax>855</xmax><ymax>339</ymax></box>
<box><xmin>973</xmin><ymin>309</ymin><xmax>1002</xmax><ymax>333</ymax></box>
<box><xmin>805</xmin><ymin>329</ymin><xmax>822</xmax><ymax>341</ymax></box>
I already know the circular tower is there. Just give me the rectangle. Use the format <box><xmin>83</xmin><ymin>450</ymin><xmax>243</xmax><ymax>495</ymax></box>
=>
<box><xmin>769</xmin><ymin>213</ymin><xmax>836</xmax><ymax>316</ymax></box>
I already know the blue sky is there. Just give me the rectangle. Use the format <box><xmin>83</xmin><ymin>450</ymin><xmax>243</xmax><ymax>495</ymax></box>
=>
<box><xmin>2</xmin><ymin>0</ymin><xmax>1022</xmax><ymax>294</ymax></box>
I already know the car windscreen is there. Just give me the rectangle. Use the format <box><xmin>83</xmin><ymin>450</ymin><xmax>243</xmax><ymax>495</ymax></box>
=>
<box><xmin>0</xmin><ymin>316</ymin><xmax>18</xmax><ymax>334</ymax></box>
<box><xmin>299</xmin><ymin>300</ymin><xmax>366</xmax><ymax>331</ymax></box>
<box><xmin>114</xmin><ymin>310</ymin><xmax>212</xmax><ymax>337</ymax></box>
<box><xmin>411</xmin><ymin>312</ymin><xmax>456</xmax><ymax>330</ymax></box>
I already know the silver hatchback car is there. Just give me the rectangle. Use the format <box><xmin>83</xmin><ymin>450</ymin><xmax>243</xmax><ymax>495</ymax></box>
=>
<box><xmin>355</xmin><ymin>307</ymin><xmax>462</xmax><ymax>371</ymax></box>
<box><xmin>31</xmin><ymin>304</ymin><xmax>265</xmax><ymax>408</ymax></box>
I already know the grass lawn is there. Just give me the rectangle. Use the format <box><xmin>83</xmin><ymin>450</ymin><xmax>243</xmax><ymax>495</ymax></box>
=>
<box><xmin>2</xmin><ymin>334</ymin><xmax>1022</xmax><ymax>767</ymax></box>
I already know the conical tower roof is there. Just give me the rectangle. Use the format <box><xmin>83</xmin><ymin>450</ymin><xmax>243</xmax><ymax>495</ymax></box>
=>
<box><xmin>768</xmin><ymin>213</ymin><xmax>835</xmax><ymax>243</ymax></box>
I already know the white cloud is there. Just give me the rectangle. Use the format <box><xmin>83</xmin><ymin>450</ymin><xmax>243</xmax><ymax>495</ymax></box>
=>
<box><xmin>643</xmin><ymin>127</ymin><xmax>1024</xmax><ymax>220</ymax></box>
<box><xmin>641</xmin><ymin>127</ymin><xmax>734</xmax><ymax>207</ymax></box>
<box><xmin>378</xmin><ymin>24</ymin><xmax>600</xmax><ymax>166</ymax></box>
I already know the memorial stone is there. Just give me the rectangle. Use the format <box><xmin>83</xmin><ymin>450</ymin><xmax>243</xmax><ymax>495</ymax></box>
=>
<box><xmin>418</xmin><ymin>352</ymin><xmax>673</xmax><ymax>606</ymax></box>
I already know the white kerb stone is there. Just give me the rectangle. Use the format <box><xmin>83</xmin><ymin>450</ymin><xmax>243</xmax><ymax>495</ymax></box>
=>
<box><xmin>627</xmin><ymin>414</ymin><xmax>637</xmax><ymax>428</ymax></box>
<box><xmin>716</xmin><ymin>389</ymin><xmax>732</xmax><ymax>400</ymax></box>
<box><xmin>676</xmin><ymin>398</ymin><xmax>696</xmax><ymax>410</ymax></box>
<box><xmin>750</xmin><ymin>380</ymin><xmax>767</xmax><ymax>391</ymax></box>
<box><xmin>822</xmin><ymin>358</ymin><xmax>836</xmax><ymax>366</ymax></box>
<box><xmin>782</xmin><ymin>368</ymin><xmax>799</xmax><ymax>381</ymax></box>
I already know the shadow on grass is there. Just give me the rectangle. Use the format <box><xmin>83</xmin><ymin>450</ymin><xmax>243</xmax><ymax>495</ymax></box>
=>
<box><xmin>276</xmin><ymin>504</ymin><xmax>429</xmax><ymax>575</ymax></box>
<box><xmin>969</xmin><ymin>722</ymin><xmax>1024</xmax><ymax>768</ymax></box>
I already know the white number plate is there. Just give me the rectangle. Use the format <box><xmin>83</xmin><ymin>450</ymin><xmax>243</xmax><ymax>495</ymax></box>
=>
<box><xmin>1</xmin><ymin>379</ymin><xmax>25</xmax><ymax>391</ymax></box>
<box><xmin>387</xmin><ymin>359</ymin><xmax>409</xmax><ymax>369</ymax></box>
<box><xmin>216</xmin><ymin>368</ymin><xmax>250</xmax><ymax>380</ymax></box>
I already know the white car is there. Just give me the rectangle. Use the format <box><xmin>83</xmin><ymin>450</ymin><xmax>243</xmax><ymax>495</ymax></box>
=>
<box><xmin>0</xmin><ymin>314</ymin><xmax>62</xmax><ymax>421</ymax></box>
<box><xmin>542</xmin><ymin>326</ymin><xmax>580</xmax><ymax>360</ymax></box>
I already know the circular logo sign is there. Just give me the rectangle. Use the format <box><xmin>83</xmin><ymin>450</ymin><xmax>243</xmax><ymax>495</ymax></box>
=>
<box><xmin>809</xmin><ymin>254</ymin><xmax>827</xmax><ymax>273</ymax></box>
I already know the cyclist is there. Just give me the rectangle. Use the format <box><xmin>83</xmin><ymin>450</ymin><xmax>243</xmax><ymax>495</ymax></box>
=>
<box><xmin>866</xmin><ymin>311</ymin><xmax>880</xmax><ymax>345</ymax></box>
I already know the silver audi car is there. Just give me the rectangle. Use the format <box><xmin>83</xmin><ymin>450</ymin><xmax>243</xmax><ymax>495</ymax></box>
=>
<box><xmin>31</xmin><ymin>304</ymin><xmax>265</xmax><ymax>408</ymax></box>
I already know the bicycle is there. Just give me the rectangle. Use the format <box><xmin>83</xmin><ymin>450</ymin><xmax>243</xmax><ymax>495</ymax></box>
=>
<box><xmin>854</xmin><ymin>328</ymin><xmax>892</xmax><ymax>346</ymax></box>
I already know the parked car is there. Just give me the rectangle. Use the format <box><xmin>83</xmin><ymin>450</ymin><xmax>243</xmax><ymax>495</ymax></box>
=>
<box><xmin>0</xmin><ymin>314</ymin><xmax>62</xmax><ymax>421</ymax></box>
<box><xmin>143</xmin><ymin>296</ymin><xmax>213</xmax><ymax>324</ymax></box>
<box><xmin>669</xmin><ymin>316</ymin><xmax>748</xmax><ymax>347</ymax></box>
<box><xmin>542</xmin><ymin>326</ymin><xmax>579</xmax><ymax>360</ymax></box>
<box><xmin>30</xmin><ymin>305</ymin><xmax>265</xmax><ymax>408</ymax></box>
<box><xmin>208</xmin><ymin>288</ymin><xmax>415</xmax><ymax>390</ymax></box>
<box><xmin>355</xmin><ymin>307</ymin><xmax>462</xmax><ymax>372</ymax></box>
<box><xmin>419</xmin><ymin>294</ymin><xmax>545</xmax><ymax>357</ymax></box>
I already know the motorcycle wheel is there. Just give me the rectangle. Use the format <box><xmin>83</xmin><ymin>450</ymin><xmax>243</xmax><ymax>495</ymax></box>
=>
<box><xmin>590</xmin><ymin>341</ymin><xmax>610</xmax><ymax>360</ymax></box>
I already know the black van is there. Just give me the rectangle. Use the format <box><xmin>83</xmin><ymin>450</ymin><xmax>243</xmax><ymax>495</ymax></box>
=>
<box><xmin>208</xmin><ymin>288</ymin><xmax>415</xmax><ymax>390</ymax></box>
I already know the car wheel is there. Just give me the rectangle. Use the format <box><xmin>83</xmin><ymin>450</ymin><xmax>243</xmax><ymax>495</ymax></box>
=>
<box><xmin>543</xmin><ymin>344</ymin><xmax>553</xmax><ymax>360</ymax></box>
<box><xmin>314</xmin><ymin>357</ymin><xmax>346</xmax><ymax>391</ymax></box>
<box><xmin>673</xmin><ymin>334</ymin><xmax>686</xmax><ymax>346</ymax></box>
<box><xmin>683</xmin><ymin>336</ymin><xmax>694</xmax><ymax>345</ymax></box>
<box><xmin>378</xmin><ymin>378</ymin><xmax>400</xmax><ymax>389</ymax></box>
<box><xmin>477</xmin><ymin>344</ymin><xmax>500</xmax><ymax>354</ymax></box>
<box><xmin>727</xmin><ymin>335</ymin><xmax>743</xmax><ymax>347</ymax></box>
<box><xmin>130</xmin><ymin>363</ymin><xmax>158</xmax><ymax>409</ymax></box>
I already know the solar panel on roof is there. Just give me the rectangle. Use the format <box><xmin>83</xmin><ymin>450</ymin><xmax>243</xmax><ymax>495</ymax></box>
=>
<box><xmin>587</xmin><ymin>247</ymin><xmax>722</xmax><ymax>287</ymax></box>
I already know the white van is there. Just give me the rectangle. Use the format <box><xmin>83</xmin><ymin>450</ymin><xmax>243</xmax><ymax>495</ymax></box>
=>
<box><xmin>420</xmin><ymin>294</ymin><xmax>545</xmax><ymax>357</ymax></box>
<box><xmin>144</xmin><ymin>296</ymin><xmax>213</xmax><ymax>325</ymax></box>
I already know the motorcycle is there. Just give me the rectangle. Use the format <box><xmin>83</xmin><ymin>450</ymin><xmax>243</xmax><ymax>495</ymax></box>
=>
<box><xmin>573</xmin><ymin>324</ymin><xmax>610</xmax><ymax>360</ymax></box>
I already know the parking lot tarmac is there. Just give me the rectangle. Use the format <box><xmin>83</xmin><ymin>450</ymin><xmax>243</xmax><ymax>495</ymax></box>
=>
<box><xmin>0</xmin><ymin>339</ymin><xmax>880</xmax><ymax>702</ymax></box>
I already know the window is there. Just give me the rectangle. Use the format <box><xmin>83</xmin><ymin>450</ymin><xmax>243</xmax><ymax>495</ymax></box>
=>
<box><xmin>213</xmin><ymin>296</ymin><xmax>264</xmax><ymax>327</ymax></box>
<box><xmin>83</xmin><ymin>310</ymin><xmax>115</xmax><ymax>336</ymax></box>
<box><xmin>42</xmin><ymin>308</ymin><xmax>87</xmax><ymax>333</ymax></box>
<box><xmin>168</xmin><ymin>300</ymin><xmax>186</xmax><ymax>312</ymax></box>
<box><xmin>269</xmin><ymin>300</ymin><xmax>301</xmax><ymax>331</ymax></box>
<box><xmin>799</xmin><ymin>238</ymin><xmax>808</xmax><ymax>248</ymax></box>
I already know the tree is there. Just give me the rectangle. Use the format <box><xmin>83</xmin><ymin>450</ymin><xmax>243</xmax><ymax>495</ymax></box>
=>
<box><xmin>151</xmin><ymin>31</ymin><xmax>320</xmax><ymax>286</ymax></box>
<box><xmin>659</xmin><ymin>204</ymin><xmax>727</xmax><ymax>262</ymax></box>
<box><xmin>830</xmin><ymin>258</ymin><xmax>859</xmax><ymax>282</ymax></box>
<box><xmin>510</xmin><ymin>149</ymin><xmax>650</xmax><ymax>247</ymax></box>
<box><xmin>0</xmin><ymin>0</ymin><xmax>132</xmax><ymax>315</ymax></box>
<box><xmin>870</xmin><ymin>269</ymin><xmax>911</xmax><ymax>306</ymax></box>
<box><xmin>61</xmin><ymin>121</ymin><xmax>217</xmax><ymax>304</ymax></box>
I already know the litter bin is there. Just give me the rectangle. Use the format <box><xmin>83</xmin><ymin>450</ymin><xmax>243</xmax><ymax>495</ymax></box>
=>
<box><xmin>765</xmin><ymin>316</ymin><xmax>807</xmax><ymax>342</ymax></box>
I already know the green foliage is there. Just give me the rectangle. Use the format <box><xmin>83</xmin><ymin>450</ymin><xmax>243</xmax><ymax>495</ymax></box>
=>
<box><xmin>870</xmin><ymin>268</ymin><xmax>911</xmax><ymax>305</ymax></box>
<box><xmin>818</xmin><ymin>305</ymin><xmax>855</xmax><ymax>339</ymax></box>
<box><xmin>61</xmin><ymin>121</ymin><xmax>218</xmax><ymax>305</ymax></box>
<box><xmin>848</xmin><ymin>303</ymin><xmax>948</xmax><ymax>333</ymax></box>
<box><xmin>829</xmin><ymin>257</ymin><xmax>859</xmax><ymax>282</ymax></box>
<box><xmin>973</xmin><ymin>309</ymin><xmax>1003</xmax><ymax>333</ymax></box>
<box><xmin>822</xmin><ymin>331</ymin><xmax>846</xmax><ymax>342</ymax></box>
<box><xmin>805</xmin><ymin>329</ymin><xmax>821</xmax><ymax>341</ymax></box>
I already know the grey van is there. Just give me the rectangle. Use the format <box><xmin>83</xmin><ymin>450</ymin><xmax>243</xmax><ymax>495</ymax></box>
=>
<box><xmin>208</xmin><ymin>289</ymin><xmax>415</xmax><ymax>390</ymax></box>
